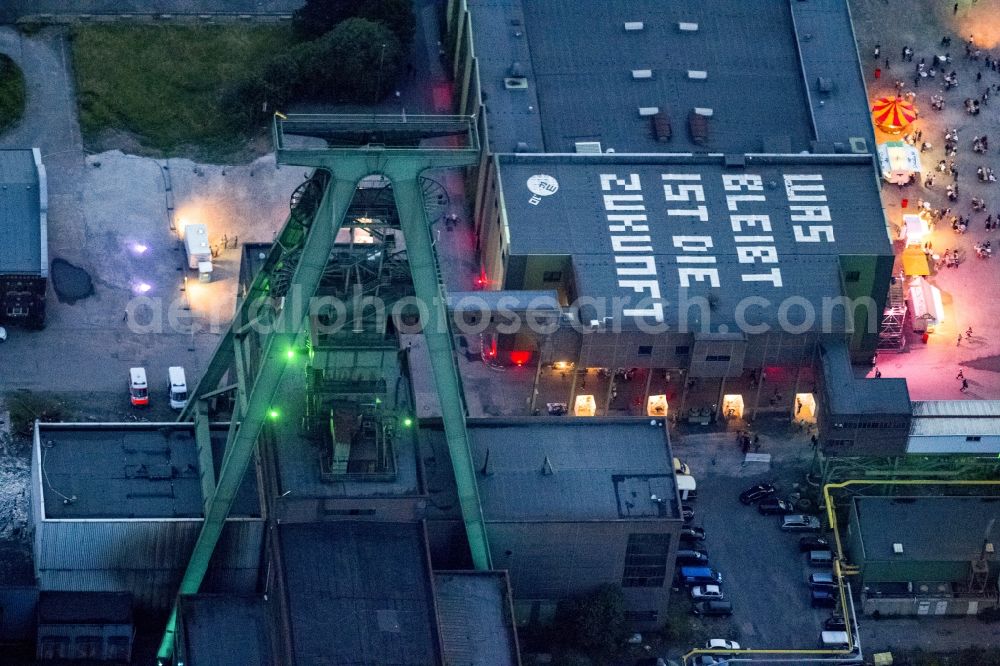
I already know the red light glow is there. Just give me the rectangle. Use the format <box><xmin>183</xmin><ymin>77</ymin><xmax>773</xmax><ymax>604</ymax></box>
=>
<box><xmin>510</xmin><ymin>350</ymin><xmax>531</xmax><ymax>366</ymax></box>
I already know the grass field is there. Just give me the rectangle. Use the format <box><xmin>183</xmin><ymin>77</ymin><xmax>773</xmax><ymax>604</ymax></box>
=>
<box><xmin>0</xmin><ymin>54</ymin><xmax>26</xmax><ymax>134</ymax></box>
<box><xmin>72</xmin><ymin>25</ymin><xmax>298</xmax><ymax>161</ymax></box>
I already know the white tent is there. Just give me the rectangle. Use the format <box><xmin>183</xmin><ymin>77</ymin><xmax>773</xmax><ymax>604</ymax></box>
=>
<box><xmin>877</xmin><ymin>141</ymin><xmax>922</xmax><ymax>185</ymax></box>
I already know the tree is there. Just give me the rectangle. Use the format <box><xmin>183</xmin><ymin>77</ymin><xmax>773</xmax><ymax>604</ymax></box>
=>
<box><xmin>293</xmin><ymin>0</ymin><xmax>416</xmax><ymax>48</ymax></box>
<box><xmin>554</xmin><ymin>585</ymin><xmax>627</xmax><ymax>656</ymax></box>
<box><xmin>295</xmin><ymin>18</ymin><xmax>403</xmax><ymax>103</ymax></box>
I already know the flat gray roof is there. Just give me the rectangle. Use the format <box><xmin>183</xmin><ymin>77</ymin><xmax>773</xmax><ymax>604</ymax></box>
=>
<box><xmin>279</xmin><ymin>522</ymin><xmax>442</xmax><ymax>666</ymax></box>
<box><xmin>468</xmin><ymin>418</ymin><xmax>677</xmax><ymax>521</ymax></box>
<box><xmin>854</xmin><ymin>496</ymin><xmax>1000</xmax><ymax>563</ymax></box>
<box><xmin>820</xmin><ymin>341</ymin><xmax>911</xmax><ymax>415</ymax></box>
<box><xmin>434</xmin><ymin>572</ymin><xmax>519</xmax><ymax>666</ymax></box>
<box><xmin>37</xmin><ymin>424</ymin><xmax>260</xmax><ymax>519</ymax></box>
<box><xmin>498</xmin><ymin>153</ymin><xmax>890</xmax><ymax>330</ymax></box>
<box><xmin>470</xmin><ymin>0</ymin><xmax>879</xmax><ymax>154</ymax></box>
<box><xmin>0</xmin><ymin>149</ymin><xmax>44</xmax><ymax>275</ymax></box>
<box><xmin>179</xmin><ymin>595</ymin><xmax>273</xmax><ymax>666</ymax></box>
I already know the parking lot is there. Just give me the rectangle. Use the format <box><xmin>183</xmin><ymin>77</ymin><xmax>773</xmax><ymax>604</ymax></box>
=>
<box><xmin>668</xmin><ymin>423</ymin><xmax>843</xmax><ymax>657</ymax></box>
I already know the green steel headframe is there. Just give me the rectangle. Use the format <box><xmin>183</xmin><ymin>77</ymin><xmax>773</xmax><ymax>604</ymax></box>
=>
<box><xmin>158</xmin><ymin>114</ymin><xmax>487</xmax><ymax>663</ymax></box>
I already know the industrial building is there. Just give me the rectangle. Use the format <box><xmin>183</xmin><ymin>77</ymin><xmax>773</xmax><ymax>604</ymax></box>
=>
<box><xmin>30</xmin><ymin>423</ymin><xmax>263</xmax><ymax>610</ymax></box>
<box><xmin>846</xmin><ymin>496</ymin><xmax>1000</xmax><ymax>617</ymax></box>
<box><xmin>439</xmin><ymin>0</ymin><xmax>915</xmax><ymax>432</ymax></box>
<box><xmin>0</xmin><ymin>148</ymin><xmax>48</xmax><ymax>328</ymax></box>
<box><xmin>463</xmin><ymin>419</ymin><xmax>682</xmax><ymax>627</ymax></box>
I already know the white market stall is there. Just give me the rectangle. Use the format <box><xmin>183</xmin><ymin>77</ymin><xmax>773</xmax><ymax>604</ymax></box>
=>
<box><xmin>877</xmin><ymin>141</ymin><xmax>922</xmax><ymax>185</ymax></box>
<box><xmin>908</xmin><ymin>276</ymin><xmax>945</xmax><ymax>332</ymax></box>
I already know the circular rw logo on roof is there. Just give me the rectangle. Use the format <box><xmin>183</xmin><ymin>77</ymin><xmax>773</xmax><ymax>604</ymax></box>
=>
<box><xmin>527</xmin><ymin>174</ymin><xmax>559</xmax><ymax>205</ymax></box>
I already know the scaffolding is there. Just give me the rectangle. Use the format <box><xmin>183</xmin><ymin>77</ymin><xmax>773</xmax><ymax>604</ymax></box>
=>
<box><xmin>877</xmin><ymin>273</ymin><xmax>907</xmax><ymax>352</ymax></box>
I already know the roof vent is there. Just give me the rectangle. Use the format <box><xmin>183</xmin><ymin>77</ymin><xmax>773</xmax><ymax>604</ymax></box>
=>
<box><xmin>687</xmin><ymin>70</ymin><xmax>708</xmax><ymax>80</ymax></box>
<box><xmin>638</xmin><ymin>106</ymin><xmax>660</xmax><ymax>117</ymax></box>
<box><xmin>541</xmin><ymin>456</ymin><xmax>555</xmax><ymax>475</ymax></box>
<box><xmin>515</xmin><ymin>141</ymin><xmax>530</xmax><ymax>153</ymax></box>
<box><xmin>632</xmin><ymin>69</ymin><xmax>653</xmax><ymax>80</ymax></box>
<box><xmin>624</xmin><ymin>21</ymin><xmax>644</xmax><ymax>31</ymax></box>
<box><xmin>575</xmin><ymin>141</ymin><xmax>603</xmax><ymax>153</ymax></box>
<box><xmin>509</xmin><ymin>61</ymin><xmax>525</xmax><ymax>77</ymax></box>
<box><xmin>893</xmin><ymin>542</ymin><xmax>904</xmax><ymax>554</ymax></box>
<box><xmin>504</xmin><ymin>77</ymin><xmax>528</xmax><ymax>90</ymax></box>
<box><xmin>987</xmin><ymin>543</ymin><xmax>996</xmax><ymax>554</ymax></box>
<box><xmin>693</xmin><ymin>107</ymin><xmax>714</xmax><ymax>117</ymax></box>
<box><xmin>849</xmin><ymin>137</ymin><xmax>869</xmax><ymax>153</ymax></box>
<box><xmin>817</xmin><ymin>77</ymin><xmax>834</xmax><ymax>93</ymax></box>
<box><xmin>678</xmin><ymin>22</ymin><xmax>699</xmax><ymax>32</ymax></box>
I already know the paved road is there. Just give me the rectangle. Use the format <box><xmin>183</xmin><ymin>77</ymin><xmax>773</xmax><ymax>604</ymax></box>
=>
<box><xmin>668</xmin><ymin>424</ymin><xmax>835</xmax><ymax>656</ymax></box>
<box><xmin>1</xmin><ymin>1</ymin><xmax>303</xmax><ymax>22</ymax></box>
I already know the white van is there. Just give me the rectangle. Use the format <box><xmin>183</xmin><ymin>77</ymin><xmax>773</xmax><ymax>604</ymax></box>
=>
<box><xmin>129</xmin><ymin>367</ymin><xmax>149</xmax><ymax>407</ymax></box>
<box><xmin>677</xmin><ymin>474</ymin><xmax>697</xmax><ymax>501</ymax></box>
<box><xmin>820</xmin><ymin>630</ymin><xmax>850</xmax><ymax>649</ymax></box>
<box><xmin>168</xmin><ymin>366</ymin><xmax>188</xmax><ymax>410</ymax></box>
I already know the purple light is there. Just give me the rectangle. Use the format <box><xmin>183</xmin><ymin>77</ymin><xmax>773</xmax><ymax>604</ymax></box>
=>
<box><xmin>134</xmin><ymin>282</ymin><xmax>152</xmax><ymax>294</ymax></box>
<box><xmin>133</xmin><ymin>243</ymin><xmax>149</xmax><ymax>255</ymax></box>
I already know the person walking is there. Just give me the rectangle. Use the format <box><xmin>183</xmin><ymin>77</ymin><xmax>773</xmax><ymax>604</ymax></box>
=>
<box><xmin>957</xmin><ymin>368</ymin><xmax>965</xmax><ymax>380</ymax></box>
<box><xmin>961</xmin><ymin>378</ymin><xmax>969</xmax><ymax>393</ymax></box>
<box><xmin>874</xmin><ymin>44</ymin><xmax>881</xmax><ymax>59</ymax></box>
<box><xmin>967</xmin><ymin>326</ymin><xmax>974</xmax><ymax>340</ymax></box>
<box><xmin>957</xmin><ymin>334</ymin><xmax>963</xmax><ymax>346</ymax></box>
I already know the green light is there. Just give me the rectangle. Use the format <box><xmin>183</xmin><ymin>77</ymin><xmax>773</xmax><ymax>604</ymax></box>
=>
<box><xmin>403</xmin><ymin>417</ymin><xmax>413</xmax><ymax>427</ymax></box>
<box><xmin>269</xmin><ymin>409</ymin><xmax>280</xmax><ymax>420</ymax></box>
<box><xmin>286</xmin><ymin>348</ymin><xmax>295</xmax><ymax>359</ymax></box>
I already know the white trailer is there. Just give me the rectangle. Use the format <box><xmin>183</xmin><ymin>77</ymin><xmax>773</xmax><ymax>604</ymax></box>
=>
<box><xmin>183</xmin><ymin>223</ymin><xmax>213</xmax><ymax>282</ymax></box>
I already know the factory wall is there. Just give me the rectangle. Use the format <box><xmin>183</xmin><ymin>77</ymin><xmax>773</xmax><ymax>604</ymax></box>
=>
<box><xmin>487</xmin><ymin>519</ymin><xmax>678</xmax><ymax>630</ymax></box>
<box><xmin>32</xmin><ymin>518</ymin><xmax>262</xmax><ymax>610</ymax></box>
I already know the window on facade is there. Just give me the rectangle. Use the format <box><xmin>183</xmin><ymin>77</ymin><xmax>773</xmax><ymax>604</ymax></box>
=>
<box><xmin>106</xmin><ymin>637</ymin><xmax>131</xmax><ymax>661</ymax></box>
<box><xmin>705</xmin><ymin>355</ymin><xmax>731</xmax><ymax>362</ymax></box>
<box><xmin>638</xmin><ymin>345</ymin><xmax>653</xmax><ymax>356</ymax></box>
<box><xmin>622</xmin><ymin>533</ymin><xmax>669</xmax><ymax>588</ymax></box>
<box><xmin>675</xmin><ymin>345</ymin><xmax>690</xmax><ymax>355</ymax></box>
<box><xmin>844</xmin><ymin>271</ymin><xmax>861</xmax><ymax>283</ymax></box>
<box><xmin>542</xmin><ymin>271</ymin><xmax>563</xmax><ymax>282</ymax></box>
<box><xmin>75</xmin><ymin>636</ymin><xmax>103</xmax><ymax>659</ymax></box>
<box><xmin>966</xmin><ymin>436</ymin><xmax>982</xmax><ymax>442</ymax></box>
<box><xmin>39</xmin><ymin>637</ymin><xmax>69</xmax><ymax>660</ymax></box>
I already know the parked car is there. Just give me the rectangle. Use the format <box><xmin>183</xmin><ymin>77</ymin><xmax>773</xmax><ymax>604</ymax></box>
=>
<box><xmin>681</xmin><ymin>526</ymin><xmax>706</xmax><ymax>543</ymax></box>
<box><xmin>808</xmin><ymin>550</ymin><xmax>834</xmax><ymax>567</ymax></box>
<box><xmin>705</xmin><ymin>639</ymin><xmax>741</xmax><ymax>651</ymax></box>
<box><xmin>691</xmin><ymin>584</ymin><xmax>725</xmax><ymax>600</ymax></box>
<box><xmin>739</xmin><ymin>482</ymin><xmax>776</xmax><ymax>505</ymax></box>
<box><xmin>692</xmin><ymin>657</ymin><xmax>728</xmax><ymax>666</ymax></box>
<box><xmin>757</xmin><ymin>498</ymin><xmax>796</xmax><ymax>515</ymax></box>
<box><xmin>692</xmin><ymin>600</ymin><xmax>733</xmax><ymax>617</ymax></box>
<box><xmin>809</xmin><ymin>572</ymin><xmax>837</xmax><ymax>589</ymax></box>
<box><xmin>799</xmin><ymin>536</ymin><xmax>830</xmax><ymax>552</ymax></box>
<box><xmin>682</xmin><ymin>505</ymin><xmax>695</xmax><ymax>523</ymax></box>
<box><xmin>678</xmin><ymin>566</ymin><xmax>723</xmax><ymax>586</ymax></box>
<box><xmin>676</xmin><ymin>549</ymin><xmax>710</xmax><ymax>566</ymax></box>
<box><xmin>782</xmin><ymin>514</ymin><xmax>821</xmax><ymax>531</ymax></box>
<box><xmin>811</xmin><ymin>588</ymin><xmax>838</xmax><ymax>608</ymax></box>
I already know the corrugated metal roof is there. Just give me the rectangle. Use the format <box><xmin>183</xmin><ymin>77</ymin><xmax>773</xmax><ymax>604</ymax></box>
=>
<box><xmin>910</xmin><ymin>418</ymin><xmax>1000</xmax><ymax>437</ymax></box>
<box><xmin>912</xmin><ymin>400</ymin><xmax>1000</xmax><ymax>417</ymax></box>
<box><xmin>0</xmin><ymin>149</ymin><xmax>43</xmax><ymax>275</ymax></box>
<box><xmin>434</xmin><ymin>573</ymin><xmax>519</xmax><ymax>666</ymax></box>
<box><xmin>279</xmin><ymin>522</ymin><xmax>442</xmax><ymax>666</ymax></box>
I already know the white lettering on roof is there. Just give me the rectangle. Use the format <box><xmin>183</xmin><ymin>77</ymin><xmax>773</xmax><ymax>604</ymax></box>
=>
<box><xmin>601</xmin><ymin>173</ymin><xmax>664</xmax><ymax>322</ymax></box>
<box><xmin>785</xmin><ymin>174</ymin><xmax>834</xmax><ymax>243</ymax></box>
<box><xmin>723</xmin><ymin>174</ymin><xmax>782</xmax><ymax>286</ymax></box>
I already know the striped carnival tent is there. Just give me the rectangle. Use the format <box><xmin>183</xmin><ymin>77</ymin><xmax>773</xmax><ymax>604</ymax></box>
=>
<box><xmin>872</xmin><ymin>96</ymin><xmax>918</xmax><ymax>134</ymax></box>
